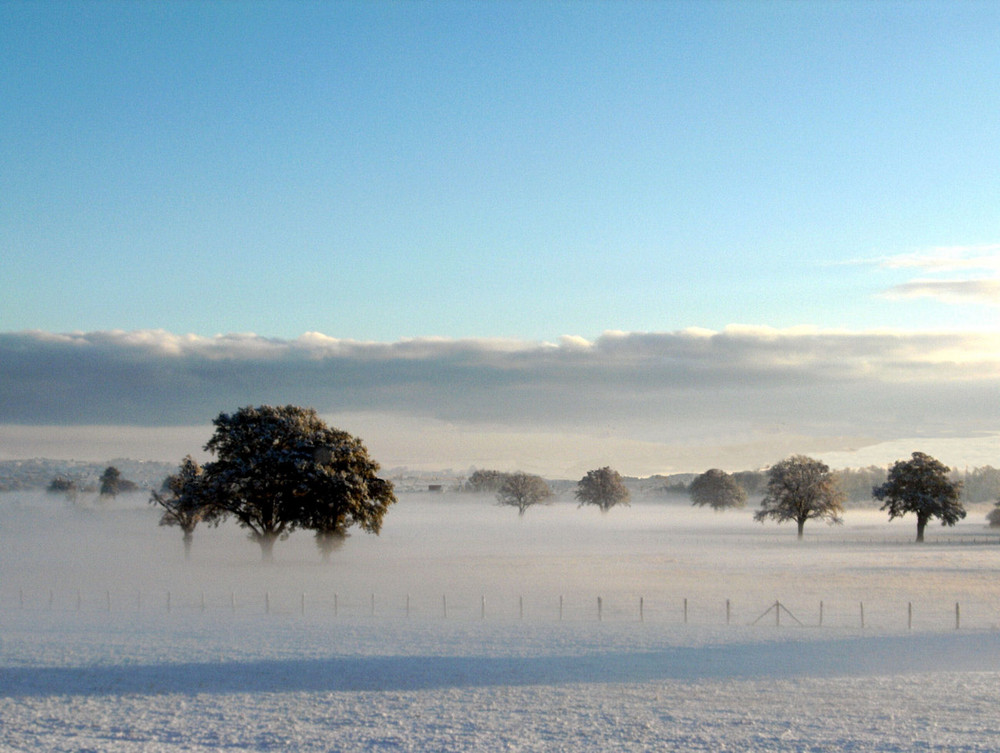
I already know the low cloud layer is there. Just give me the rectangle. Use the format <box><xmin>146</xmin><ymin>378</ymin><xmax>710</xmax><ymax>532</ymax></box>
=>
<box><xmin>2</xmin><ymin>327</ymin><xmax>998</xmax><ymax>474</ymax></box>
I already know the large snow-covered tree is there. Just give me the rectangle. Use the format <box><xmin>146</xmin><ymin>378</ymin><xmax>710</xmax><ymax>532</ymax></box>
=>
<box><xmin>575</xmin><ymin>466</ymin><xmax>630</xmax><ymax>513</ymax></box>
<box><xmin>754</xmin><ymin>455</ymin><xmax>844</xmax><ymax>539</ymax></box>
<box><xmin>873</xmin><ymin>452</ymin><xmax>964</xmax><ymax>543</ymax></box>
<box><xmin>202</xmin><ymin>405</ymin><xmax>396</xmax><ymax>562</ymax></box>
<box><xmin>689</xmin><ymin>468</ymin><xmax>747</xmax><ymax>510</ymax></box>
<box><xmin>496</xmin><ymin>472</ymin><xmax>552</xmax><ymax>516</ymax></box>
<box><xmin>150</xmin><ymin>455</ymin><xmax>218</xmax><ymax>559</ymax></box>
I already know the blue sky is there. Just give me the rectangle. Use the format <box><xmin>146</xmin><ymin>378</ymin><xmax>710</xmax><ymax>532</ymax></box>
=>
<box><xmin>1</xmin><ymin>1</ymin><xmax>998</xmax><ymax>473</ymax></box>
<box><xmin>3</xmin><ymin>0</ymin><xmax>998</xmax><ymax>340</ymax></box>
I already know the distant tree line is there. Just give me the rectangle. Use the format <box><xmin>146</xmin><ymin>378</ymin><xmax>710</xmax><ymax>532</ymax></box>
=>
<box><xmin>46</xmin><ymin>466</ymin><xmax>140</xmax><ymax>498</ymax></box>
<box><xmin>471</xmin><ymin>452</ymin><xmax>975</xmax><ymax>544</ymax></box>
<box><xmin>669</xmin><ymin>465</ymin><xmax>1000</xmax><ymax>508</ymax></box>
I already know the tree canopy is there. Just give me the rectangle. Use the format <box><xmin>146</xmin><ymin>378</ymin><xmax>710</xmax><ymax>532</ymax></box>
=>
<box><xmin>754</xmin><ymin>455</ymin><xmax>844</xmax><ymax>539</ymax></box>
<box><xmin>689</xmin><ymin>469</ymin><xmax>747</xmax><ymax>510</ymax></box>
<box><xmin>201</xmin><ymin>405</ymin><xmax>396</xmax><ymax>561</ymax></box>
<box><xmin>575</xmin><ymin>466</ymin><xmax>630</xmax><ymax>512</ymax></box>
<box><xmin>872</xmin><ymin>452</ymin><xmax>964</xmax><ymax>542</ymax></box>
<box><xmin>496</xmin><ymin>472</ymin><xmax>552</xmax><ymax>516</ymax></box>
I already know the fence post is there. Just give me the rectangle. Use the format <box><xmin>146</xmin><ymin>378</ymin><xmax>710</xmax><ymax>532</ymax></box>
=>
<box><xmin>481</xmin><ymin>595</ymin><xmax>486</xmax><ymax>620</ymax></box>
<box><xmin>819</xmin><ymin>601</ymin><xmax>824</xmax><ymax>628</ymax></box>
<box><xmin>334</xmin><ymin>593</ymin><xmax>338</xmax><ymax>617</ymax></box>
<box><xmin>955</xmin><ymin>602</ymin><xmax>960</xmax><ymax>630</ymax></box>
<box><xmin>598</xmin><ymin>596</ymin><xmax>603</xmax><ymax>622</ymax></box>
<box><xmin>559</xmin><ymin>595</ymin><xmax>564</xmax><ymax>621</ymax></box>
<box><xmin>684</xmin><ymin>598</ymin><xmax>688</xmax><ymax>625</ymax></box>
<box><xmin>265</xmin><ymin>591</ymin><xmax>270</xmax><ymax>615</ymax></box>
<box><xmin>443</xmin><ymin>594</ymin><xmax>448</xmax><ymax>619</ymax></box>
<box><xmin>640</xmin><ymin>596</ymin><xmax>644</xmax><ymax>623</ymax></box>
<box><xmin>165</xmin><ymin>591</ymin><xmax>170</xmax><ymax>613</ymax></box>
<box><xmin>726</xmin><ymin>599</ymin><xmax>731</xmax><ymax>626</ymax></box>
<box><xmin>860</xmin><ymin>602</ymin><xmax>864</xmax><ymax>629</ymax></box>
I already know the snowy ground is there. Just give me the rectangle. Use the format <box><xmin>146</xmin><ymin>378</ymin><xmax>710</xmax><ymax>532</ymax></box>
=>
<box><xmin>3</xmin><ymin>490</ymin><xmax>1000</xmax><ymax>751</ymax></box>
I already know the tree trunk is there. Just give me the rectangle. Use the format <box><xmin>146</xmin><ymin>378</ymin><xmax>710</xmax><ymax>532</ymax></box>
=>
<box><xmin>916</xmin><ymin>516</ymin><xmax>927</xmax><ymax>543</ymax></box>
<box><xmin>182</xmin><ymin>531</ymin><xmax>193</xmax><ymax>561</ymax></box>
<box><xmin>797</xmin><ymin>518</ymin><xmax>805</xmax><ymax>540</ymax></box>
<box><xmin>258</xmin><ymin>533</ymin><xmax>278</xmax><ymax>563</ymax></box>
<box><xmin>315</xmin><ymin>530</ymin><xmax>347</xmax><ymax>563</ymax></box>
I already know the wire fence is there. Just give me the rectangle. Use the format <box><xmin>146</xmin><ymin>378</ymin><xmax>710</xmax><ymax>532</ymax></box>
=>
<box><xmin>5</xmin><ymin>587</ymin><xmax>999</xmax><ymax>634</ymax></box>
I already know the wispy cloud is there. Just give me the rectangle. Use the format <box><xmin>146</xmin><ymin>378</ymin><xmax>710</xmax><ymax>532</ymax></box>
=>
<box><xmin>882</xmin><ymin>280</ymin><xmax>1000</xmax><ymax>306</ymax></box>
<box><xmin>875</xmin><ymin>244</ymin><xmax>1000</xmax><ymax>273</ymax></box>
<box><xmin>865</xmin><ymin>244</ymin><xmax>1000</xmax><ymax>308</ymax></box>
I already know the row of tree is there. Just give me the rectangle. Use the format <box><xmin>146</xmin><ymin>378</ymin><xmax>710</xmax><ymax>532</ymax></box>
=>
<box><xmin>477</xmin><ymin>467</ymin><xmax>633</xmax><ymax>517</ymax></box>
<box><xmin>473</xmin><ymin>454</ymin><xmax>969</xmax><ymax>544</ymax></box>
<box><xmin>146</xmin><ymin>404</ymin><xmax>976</xmax><ymax>560</ymax></box>
<box><xmin>676</xmin><ymin>464</ymin><xmax>1000</xmax><ymax>506</ymax></box>
<box><xmin>687</xmin><ymin>453</ymin><xmax>965</xmax><ymax>542</ymax></box>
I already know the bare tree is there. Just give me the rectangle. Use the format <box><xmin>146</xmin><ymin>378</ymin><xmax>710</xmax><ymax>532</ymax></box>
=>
<box><xmin>496</xmin><ymin>472</ymin><xmax>552</xmax><ymax>516</ymax></box>
<box><xmin>754</xmin><ymin>455</ymin><xmax>844</xmax><ymax>539</ymax></box>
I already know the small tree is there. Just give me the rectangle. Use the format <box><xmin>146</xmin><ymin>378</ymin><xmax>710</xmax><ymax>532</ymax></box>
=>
<box><xmin>99</xmin><ymin>466</ymin><xmax>137</xmax><ymax>497</ymax></box>
<box><xmin>497</xmin><ymin>472</ymin><xmax>552</xmax><ymax>516</ymax></box>
<box><xmin>754</xmin><ymin>455</ymin><xmax>844</xmax><ymax>539</ymax></box>
<box><xmin>150</xmin><ymin>456</ymin><xmax>218</xmax><ymax>559</ymax></box>
<box><xmin>575</xmin><ymin>466</ymin><xmax>630</xmax><ymax>512</ymax></box>
<box><xmin>986</xmin><ymin>499</ymin><xmax>1000</xmax><ymax>528</ymax></box>
<box><xmin>202</xmin><ymin>405</ymin><xmax>396</xmax><ymax>562</ymax></box>
<box><xmin>689</xmin><ymin>469</ymin><xmax>747</xmax><ymax>510</ymax></box>
<box><xmin>464</xmin><ymin>469</ymin><xmax>511</xmax><ymax>494</ymax></box>
<box><xmin>873</xmin><ymin>452</ymin><xmax>965</xmax><ymax>543</ymax></box>
<box><xmin>99</xmin><ymin>466</ymin><xmax>122</xmax><ymax>497</ymax></box>
<box><xmin>47</xmin><ymin>476</ymin><xmax>78</xmax><ymax>500</ymax></box>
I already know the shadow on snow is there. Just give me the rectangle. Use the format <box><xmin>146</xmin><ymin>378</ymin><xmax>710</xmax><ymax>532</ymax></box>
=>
<box><xmin>4</xmin><ymin>632</ymin><xmax>1000</xmax><ymax>698</ymax></box>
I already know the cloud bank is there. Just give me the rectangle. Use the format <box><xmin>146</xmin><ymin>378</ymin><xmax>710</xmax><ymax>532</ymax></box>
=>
<box><xmin>1</xmin><ymin>328</ymin><xmax>998</xmax><ymax>474</ymax></box>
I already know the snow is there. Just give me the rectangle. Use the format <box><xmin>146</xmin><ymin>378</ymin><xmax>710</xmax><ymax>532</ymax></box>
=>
<box><xmin>3</xmin><ymin>491</ymin><xmax>1000</xmax><ymax>750</ymax></box>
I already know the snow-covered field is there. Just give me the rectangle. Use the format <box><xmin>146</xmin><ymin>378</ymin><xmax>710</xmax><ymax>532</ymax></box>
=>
<box><xmin>3</xmin><ymin>490</ymin><xmax>1000</xmax><ymax>751</ymax></box>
